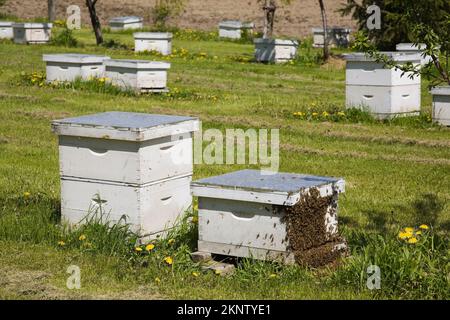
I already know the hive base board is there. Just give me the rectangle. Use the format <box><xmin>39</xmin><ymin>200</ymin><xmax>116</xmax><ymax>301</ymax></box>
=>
<box><xmin>198</xmin><ymin>240</ymin><xmax>296</xmax><ymax>265</ymax></box>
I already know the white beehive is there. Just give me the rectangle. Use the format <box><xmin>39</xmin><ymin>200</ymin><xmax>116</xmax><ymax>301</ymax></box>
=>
<box><xmin>134</xmin><ymin>32</ymin><xmax>173</xmax><ymax>55</ymax></box>
<box><xmin>104</xmin><ymin>59</ymin><xmax>170</xmax><ymax>93</ymax></box>
<box><xmin>13</xmin><ymin>23</ymin><xmax>52</xmax><ymax>44</ymax></box>
<box><xmin>254</xmin><ymin>38</ymin><xmax>298</xmax><ymax>63</ymax></box>
<box><xmin>52</xmin><ymin>112</ymin><xmax>200</xmax><ymax>237</ymax></box>
<box><xmin>344</xmin><ymin>52</ymin><xmax>422</xmax><ymax>119</ymax></box>
<box><xmin>108</xmin><ymin>16</ymin><xmax>143</xmax><ymax>31</ymax></box>
<box><xmin>396</xmin><ymin>43</ymin><xmax>433</xmax><ymax>65</ymax></box>
<box><xmin>191</xmin><ymin>170</ymin><xmax>346</xmax><ymax>264</ymax></box>
<box><xmin>218</xmin><ymin>20</ymin><xmax>254</xmax><ymax>39</ymax></box>
<box><xmin>312</xmin><ymin>27</ymin><xmax>351</xmax><ymax>48</ymax></box>
<box><xmin>431</xmin><ymin>86</ymin><xmax>450</xmax><ymax>126</ymax></box>
<box><xmin>43</xmin><ymin>54</ymin><xmax>110</xmax><ymax>82</ymax></box>
<box><xmin>0</xmin><ymin>21</ymin><xmax>14</xmax><ymax>39</ymax></box>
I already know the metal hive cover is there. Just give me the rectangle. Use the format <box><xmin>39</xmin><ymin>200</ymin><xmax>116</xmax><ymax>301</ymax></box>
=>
<box><xmin>343</xmin><ymin>51</ymin><xmax>421</xmax><ymax>62</ymax></box>
<box><xmin>53</xmin><ymin>112</ymin><xmax>197</xmax><ymax>131</ymax></box>
<box><xmin>109</xmin><ymin>16</ymin><xmax>142</xmax><ymax>23</ymax></box>
<box><xmin>193</xmin><ymin>169</ymin><xmax>342</xmax><ymax>193</ymax></box>
<box><xmin>43</xmin><ymin>53</ymin><xmax>110</xmax><ymax>64</ymax></box>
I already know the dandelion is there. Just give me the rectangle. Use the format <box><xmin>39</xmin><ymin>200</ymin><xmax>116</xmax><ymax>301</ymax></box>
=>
<box><xmin>337</xmin><ymin>111</ymin><xmax>346</xmax><ymax>116</ymax></box>
<box><xmin>415</xmin><ymin>230</ymin><xmax>422</xmax><ymax>235</ymax></box>
<box><xmin>145</xmin><ymin>243</ymin><xmax>155</xmax><ymax>251</ymax></box>
<box><xmin>57</xmin><ymin>240</ymin><xmax>65</xmax><ymax>246</ymax></box>
<box><xmin>214</xmin><ymin>269</ymin><xmax>222</xmax><ymax>275</ymax></box>
<box><xmin>164</xmin><ymin>256</ymin><xmax>173</xmax><ymax>265</ymax></box>
<box><xmin>135</xmin><ymin>246</ymin><xmax>143</xmax><ymax>252</ymax></box>
<box><xmin>192</xmin><ymin>272</ymin><xmax>200</xmax><ymax>277</ymax></box>
<box><xmin>168</xmin><ymin>239</ymin><xmax>175</xmax><ymax>246</ymax></box>
<box><xmin>269</xmin><ymin>274</ymin><xmax>277</xmax><ymax>279</ymax></box>
<box><xmin>322</xmin><ymin>111</ymin><xmax>329</xmax><ymax>117</ymax></box>
<box><xmin>23</xmin><ymin>192</ymin><xmax>31</xmax><ymax>198</ymax></box>
<box><xmin>398</xmin><ymin>232</ymin><xmax>412</xmax><ymax>240</ymax></box>
<box><xmin>312</xmin><ymin>112</ymin><xmax>319</xmax><ymax>117</ymax></box>
<box><xmin>408</xmin><ymin>237</ymin><xmax>418</xmax><ymax>244</ymax></box>
<box><xmin>78</xmin><ymin>234</ymin><xmax>86</xmax><ymax>241</ymax></box>
<box><xmin>419</xmin><ymin>224</ymin><xmax>429</xmax><ymax>230</ymax></box>
<box><xmin>155</xmin><ymin>277</ymin><xmax>161</xmax><ymax>283</ymax></box>
<box><xmin>404</xmin><ymin>227</ymin><xmax>414</xmax><ymax>233</ymax></box>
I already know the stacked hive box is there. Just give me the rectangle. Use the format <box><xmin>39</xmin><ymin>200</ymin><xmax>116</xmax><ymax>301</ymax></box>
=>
<box><xmin>396</xmin><ymin>43</ymin><xmax>433</xmax><ymax>65</ymax></box>
<box><xmin>191</xmin><ymin>170</ymin><xmax>346</xmax><ymax>265</ymax></box>
<box><xmin>344</xmin><ymin>52</ymin><xmax>422</xmax><ymax>119</ymax></box>
<box><xmin>13</xmin><ymin>23</ymin><xmax>52</xmax><ymax>44</ymax></box>
<box><xmin>431</xmin><ymin>86</ymin><xmax>450</xmax><ymax>126</ymax></box>
<box><xmin>104</xmin><ymin>59</ymin><xmax>170</xmax><ymax>93</ymax></box>
<box><xmin>108</xmin><ymin>16</ymin><xmax>143</xmax><ymax>31</ymax></box>
<box><xmin>254</xmin><ymin>39</ymin><xmax>298</xmax><ymax>63</ymax></box>
<box><xmin>0</xmin><ymin>21</ymin><xmax>14</xmax><ymax>39</ymax></box>
<box><xmin>52</xmin><ymin>112</ymin><xmax>199</xmax><ymax>238</ymax></box>
<box><xmin>218</xmin><ymin>20</ymin><xmax>254</xmax><ymax>39</ymax></box>
<box><xmin>43</xmin><ymin>54</ymin><xmax>110</xmax><ymax>82</ymax></box>
<box><xmin>312</xmin><ymin>27</ymin><xmax>351</xmax><ymax>48</ymax></box>
<box><xmin>134</xmin><ymin>32</ymin><xmax>173</xmax><ymax>55</ymax></box>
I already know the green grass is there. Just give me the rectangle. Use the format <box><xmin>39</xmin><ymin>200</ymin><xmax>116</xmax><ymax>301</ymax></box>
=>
<box><xmin>0</xmin><ymin>27</ymin><xmax>449</xmax><ymax>300</ymax></box>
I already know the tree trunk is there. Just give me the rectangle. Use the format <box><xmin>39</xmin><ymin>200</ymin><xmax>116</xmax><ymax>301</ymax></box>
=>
<box><xmin>86</xmin><ymin>0</ymin><xmax>103</xmax><ymax>45</ymax></box>
<box><xmin>318</xmin><ymin>0</ymin><xmax>329</xmax><ymax>61</ymax></box>
<box><xmin>48</xmin><ymin>0</ymin><xmax>56</xmax><ymax>21</ymax></box>
<box><xmin>263</xmin><ymin>0</ymin><xmax>276</xmax><ymax>39</ymax></box>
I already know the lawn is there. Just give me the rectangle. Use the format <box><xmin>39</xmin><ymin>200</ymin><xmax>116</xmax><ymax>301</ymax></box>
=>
<box><xmin>0</xmin><ymin>27</ymin><xmax>449</xmax><ymax>300</ymax></box>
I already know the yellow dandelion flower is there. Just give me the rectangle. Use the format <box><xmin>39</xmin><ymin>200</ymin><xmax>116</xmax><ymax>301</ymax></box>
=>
<box><xmin>398</xmin><ymin>232</ymin><xmax>412</xmax><ymax>240</ymax></box>
<box><xmin>415</xmin><ymin>230</ymin><xmax>422</xmax><ymax>235</ymax></box>
<box><xmin>23</xmin><ymin>192</ymin><xmax>31</xmax><ymax>198</ymax></box>
<box><xmin>135</xmin><ymin>247</ymin><xmax>143</xmax><ymax>252</ymax></box>
<box><xmin>269</xmin><ymin>274</ymin><xmax>277</xmax><ymax>279</ymax></box>
<box><xmin>155</xmin><ymin>277</ymin><xmax>161</xmax><ymax>283</ymax></box>
<box><xmin>419</xmin><ymin>224</ymin><xmax>429</xmax><ymax>230</ymax></box>
<box><xmin>145</xmin><ymin>243</ymin><xmax>155</xmax><ymax>251</ymax></box>
<box><xmin>164</xmin><ymin>256</ymin><xmax>173</xmax><ymax>265</ymax></box>
<box><xmin>312</xmin><ymin>112</ymin><xmax>319</xmax><ymax>116</ymax></box>
<box><xmin>168</xmin><ymin>239</ymin><xmax>175</xmax><ymax>245</ymax></box>
<box><xmin>214</xmin><ymin>269</ymin><xmax>222</xmax><ymax>275</ymax></box>
<box><xmin>192</xmin><ymin>272</ymin><xmax>200</xmax><ymax>277</ymax></box>
<box><xmin>408</xmin><ymin>237</ymin><xmax>418</xmax><ymax>244</ymax></box>
<box><xmin>79</xmin><ymin>234</ymin><xmax>86</xmax><ymax>241</ymax></box>
<box><xmin>57</xmin><ymin>240</ymin><xmax>65</xmax><ymax>246</ymax></box>
<box><xmin>404</xmin><ymin>227</ymin><xmax>414</xmax><ymax>233</ymax></box>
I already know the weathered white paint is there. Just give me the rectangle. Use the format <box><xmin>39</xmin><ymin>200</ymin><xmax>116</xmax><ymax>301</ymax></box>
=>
<box><xmin>43</xmin><ymin>54</ymin><xmax>110</xmax><ymax>82</ymax></box>
<box><xmin>134</xmin><ymin>32</ymin><xmax>173</xmax><ymax>55</ymax></box>
<box><xmin>312</xmin><ymin>27</ymin><xmax>351</xmax><ymax>48</ymax></box>
<box><xmin>13</xmin><ymin>23</ymin><xmax>52</xmax><ymax>44</ymax></box>
<box><xmin>61</xmin><ymin>175</ymin><xmax>192</xmax><ymax>237</ymax></box>
<box><xmin>344</xmin><ymin>52</ymin><xmax>422</xmax><ymax>118</ymax></box>
<box><xmin>104</xmin><ymin>59</ymin><xmax>170</xmax><ymax>92</ymax></box>
<box><xmin>192</xmin><ymin>170</ymin><xmax>345</xmax><ymax>261</ymax></box>
<box><xmin>254</xmin><ymin>38</ymin><xmax>299</xmax><ymax>63</ymax></box>
<box><xmin>0</xmin><ymin>21</ymin><xmax>14</xmax><ymax>39</ymax></box>
<box><xmin>108</xmin><ymin>16</ymin><xmax>143</xmax><ymax>31</ymax></box>
<box><xmin>218</xmin><ymin>20</ymin><xmax>254</xmax><ymax>39</ymax></box>
<box><xmin>431</xmin><ymin>86</ymin><xmax>450</xmax><ymax>126</ymax></box>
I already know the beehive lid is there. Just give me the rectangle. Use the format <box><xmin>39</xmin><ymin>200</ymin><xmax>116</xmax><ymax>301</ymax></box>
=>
<box><xmin>0</xmin><ymin>21</ymin><xmax>13</xmax><ymax>27</ymax></box>
<box><xmin>191</xmin><ymin>169</ymin><xmax>345</xmax><ymax>206</ymax></box>
<box><xmin>430</xmin><ymin>86</ymin><xmax>450</xmax><ymax>96</ymax></box>
<box><xmin>254</xmin><ymin>38</ymin><xmax>299</xmax><ymax>46</ymax></box>
<box><xmin>13</xmin><ymin>23</ymin><xmax>53</xmax><ymax>28</ymax></box>
<box><xmin>52</xmin><ymin>112</ymin><xmax>199</xmax><ymax>141</ymax></box>
<box><xmin>134</xmin><ymin>32</ymin><xmax>173</xmax><ymax>39</ymax></box>
<box><xmin>343</xmin><ymin>52</ymin><xmax>421</xmax><ymax>62</ymax></box>
<box><xmin>312</xmin><ymin>27</ymin><xmax>351</xmax><ymax>33</ymax></box>
<box><xmin>104</xmin><ymin>59</ymin><xmax>170</xmax><ymax>70</ymax></box>
<box><xmin>43</xmin><ymin>53</ymin><xmax>110</xmax><ymax>64</ymax></box>
<box><xmin>109</xmin><ymin>16</ymin><xmax>143</xmax><ymax>24</ymax></box>
<box><xmin>396</xmin><ymin>43</ymin><xmax>427</xmax><ymax>51</ymax></box>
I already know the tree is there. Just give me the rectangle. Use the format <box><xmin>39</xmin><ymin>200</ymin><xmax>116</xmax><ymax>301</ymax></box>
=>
<box><xmin>318</xmin><ymin>0</ymin><xmax>329</xmax><ymax>61</ymax></box>
<box><xmin>259</xmin><ymin>0</ymin><xmax>292</xmax><ymax>39</ymax></box>
<box><xmin>86</xmin><ymin>0</ymin><xmax>103</xmax><ymax>45</ymax></box>
<box><xmin>48</xmin><ymin>0</ymin><xmax>56</xmax><ymax>21</ymax></box>
<box><xmin>340</xmin><ymin>0</ymin><xmax>450</xmax><ymax>50</ymax></box>
<box><xmin>352</xmin><ymin>1</ymin><xmax>450</xmax><ymax>87</ymax></box>
<box><xmin>152</xmin><ymin>0</ymin><xmax>186</xmax><ymax>29</ymax></box>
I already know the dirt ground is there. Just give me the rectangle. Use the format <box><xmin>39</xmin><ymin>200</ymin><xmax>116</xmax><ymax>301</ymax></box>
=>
<box><xmin>2</xmin><ymin>0</ymin><xmax>355</xmax><ymax>37</ymax></box>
